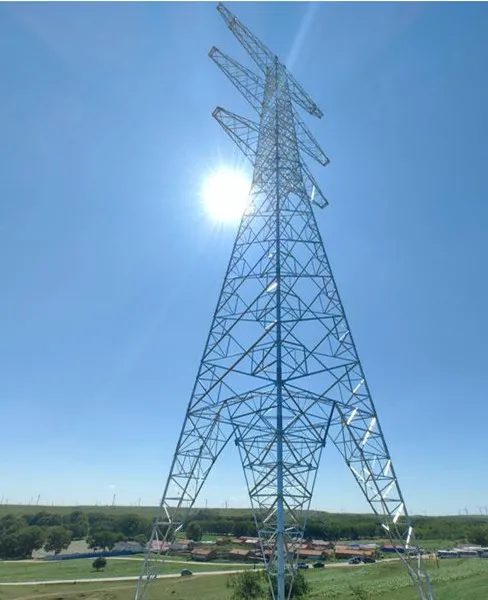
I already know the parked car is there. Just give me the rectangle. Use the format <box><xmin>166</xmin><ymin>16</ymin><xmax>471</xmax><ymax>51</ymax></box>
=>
<box><xmin>180</xmin><ymin>569</ymin><xmax>193</xmax><ymax>576</ymax></box>
<box><xmin>313</xmin><ymin>562</ymin><xmax>325</xmax><ymax>568</ymax></box>
<box><xmin>297</xmin><ymin>562</ymin><xmax>309</xmax><ymax>569</ymax></box>
<box><xmin>362</xmin><ymin>556</ymin><xmax>376</xmax><ymax>564</ymax></box>
<box><xmin>348</xmin><ymin>556</ymin><xmax>362</xmax><ymax>565</ymax></box>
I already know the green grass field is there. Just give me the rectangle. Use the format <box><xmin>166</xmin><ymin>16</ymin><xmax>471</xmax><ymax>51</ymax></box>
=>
<box><xmin>0</xmin><ymin>559</ymin><xmax>487</xmax><ymax>600</ymax></box>
<box><xmin>4</xmin><ymin>504</ymin><xmax>485</xmax><ymax>524</ymax></box>
<box><xmin>0</xmin><ymin>558</ymin><xmax>251</xmax><ymax>583</ymax></box>
<box><xmin>0</xmin><ymin>505</ymin><xmax>254</xmax><ymax>520</ymax></box>
<box><xmin>0</xmin><ymin>505</ymin><xmax>162</xmax><ymax>519</ymax></box>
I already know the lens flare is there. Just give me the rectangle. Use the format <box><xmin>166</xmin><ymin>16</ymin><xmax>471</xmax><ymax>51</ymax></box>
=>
<box><xmin>202</xmin><ymin>168</ymin><xmax>251</xmax><ymax>223</ymax></box>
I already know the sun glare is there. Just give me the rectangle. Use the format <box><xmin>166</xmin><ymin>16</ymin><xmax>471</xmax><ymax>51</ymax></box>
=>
<box><xmin>202</xmin><ymin>168</ymin><xmax>251</xmax><ymax>223</ymax></box>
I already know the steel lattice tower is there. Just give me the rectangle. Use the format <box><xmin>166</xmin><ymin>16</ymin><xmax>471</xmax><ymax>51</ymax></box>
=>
<box><xmin>135</xmin><ymin>4</ymin><xmax>434</xmax><ymax>600</ymax></box>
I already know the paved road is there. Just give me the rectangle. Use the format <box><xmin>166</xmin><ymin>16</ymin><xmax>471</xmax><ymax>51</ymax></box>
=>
<box><xmin>0</xmin><ymin>556</ymin><xmax>403</xmax><ymax>587</ymax></box>
<box><xmin>0</xmin><ymin>569</ymin><xmax>247</xmax><ymax>587</ymax></box>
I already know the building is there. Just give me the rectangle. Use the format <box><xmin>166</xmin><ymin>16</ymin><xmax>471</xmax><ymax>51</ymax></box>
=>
<box><xmin>250</xmin><ymin>549</ymin><xmax>274</xmax><ymax>562</ymax></box>
<box><xmin>454</xmin><ymin>547</ymin><xmax>480</xmax><ymax>558</ymax></box>
<box><xmin>240</xmin><ymin>537</ymin><xmax>260</xmax><ymax>547</ymax></box>
<box><xmin>308</xmin><ymin>539</ymin><xmax>331</xmax><ymax>550</ymax></box>
<box><xmin>170</xmin><ymin>540</ymin><xmax>194</xmax><ymax>552</ymax></box>
<box><xmin>334</xmin><ymin>546</ymin><xmax>376</xmax><ymax>560</ymax></box>
<box><xmin>149</xmin><ymin>540</ymin><xmax>169</xmax><ymax>553</ymax></box>
<box><xmin>228</xmin><ymin>548</ymin><xmax>252</xmax><ymax>561</ymax></box>
<box><xmin>191</xmin><ymin>548</ymin><xmax>217</xmax><ymax>561</ymax></box>
<box><xmin>380</xmin><ymin>545</ymin><xmax>405</xmax><ymax>554</ymax></box>
<box><xmin>199</xmin><ymin>540</ymin><xmax>217</xmax><ymax>546</ymax></box>
<box><xmin>437</xmin><ymin>550</ymin><xmax>459</xmax><ymax>559</ymax></box>
<box><xmin>296</xmin><ymin>549</ymin><xmax>326</xmax><ymax>560</ymax></box>
<box><xmin>113</xmin><ymin>541</ymin><xmax>145</xmax><ymax>553</ymax></box>
<box><xmin>438</xmin><ymin>546</ymin><xmax>488</xmax><ymax>559</ymax></box>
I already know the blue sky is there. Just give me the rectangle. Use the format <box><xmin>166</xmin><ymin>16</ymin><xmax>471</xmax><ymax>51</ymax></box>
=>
<box><xmin>1</xmin><ymin>1</ymin><xmax>487</xmax><ymax>516</ymax></box>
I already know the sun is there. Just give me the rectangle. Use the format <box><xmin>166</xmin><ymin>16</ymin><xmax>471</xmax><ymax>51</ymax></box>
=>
<box><xmin>202</xmin><ymin>168</ymin><xmax>251</xmax><ymax>223</ymax></box>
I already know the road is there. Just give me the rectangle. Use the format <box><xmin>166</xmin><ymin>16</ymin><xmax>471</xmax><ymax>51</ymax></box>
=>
<box><xmin>0</xmin><ymin>569</ymin><xmax>247</xmax><ymax>587</ymax></box>
<box><xmin>0</xmin><ymin>557</ymin><xmax>403</xmax><ymax>587</ymax></box>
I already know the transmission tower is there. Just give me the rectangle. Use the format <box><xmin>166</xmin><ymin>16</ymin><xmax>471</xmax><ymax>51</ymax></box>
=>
<box><xmin>135</xmin><ymin>4</ymin><xmax>434</xmax><ymax>600</ymax></box>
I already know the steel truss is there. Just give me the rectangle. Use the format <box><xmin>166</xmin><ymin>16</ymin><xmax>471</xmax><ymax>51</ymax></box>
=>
<box><xmin>135</xmin><ymin>4</ymin><xmax>434</xmax><ymax>600</ymax></box>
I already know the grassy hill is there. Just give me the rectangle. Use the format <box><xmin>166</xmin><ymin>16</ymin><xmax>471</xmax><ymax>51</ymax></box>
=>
<box><xmin>0</xmin><ymin>558</ymin><xmax>486</xmax><ymax>600</ymax></box>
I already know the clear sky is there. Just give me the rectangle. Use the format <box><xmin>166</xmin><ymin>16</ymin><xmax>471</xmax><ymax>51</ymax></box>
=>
<box><xmin>1</xmin><ymin>1</ymin><xmax>487</xmax><ymax>516</ymax></box>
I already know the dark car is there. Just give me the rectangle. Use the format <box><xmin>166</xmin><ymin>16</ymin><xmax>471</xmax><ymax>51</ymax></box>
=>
<box><xmin>180</xmin><ymin>569</ymin><xmax>193</xmax><ymax>576</ymax></box>
<box><xmin>313</xmin><ymin>562</ymin><xmax>325</xmax><ymax>568</ymax></box>
<box><xmin>348</xmin><ymin>556</ymin><xmax>362</xmax><ymax>565</ymax></box>
<box><xmin>297</xmin><ymin>562</ymin><xmax>309</xmax><ymax>569</ymax></box>
<box><xmin>362</xmin><ymin>556</ymin><xmax>376</xmax><ymax>564</ymax></box>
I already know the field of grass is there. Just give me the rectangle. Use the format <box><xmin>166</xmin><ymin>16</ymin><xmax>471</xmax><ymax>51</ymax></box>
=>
<box><xmin>0</xmin><ymin>559</ymin><xmax>487</xmax><ymax>600</ymax></box>
<box><xmin>0</xmin><ymin>506</ymin><xmax>258</xmax><ymax>520</ymax></box>
<box><xmin>0</xmin><ymin>558</ymin><xmax>251</xmax><ymax>583</ymax></box>
<box><xmin>4</xmin><ymin>504</ymin><xmax>486</xmax><ymax>523</ymax></box>
<box><xmin>0</xmin><ymin>505</ymin><xmax>163</xmax><ymax>519</ymax></box>
<box><xmin>302</xmin><ymin>559</ymin><xmax>488</xmax><ymax>599</ymax></box>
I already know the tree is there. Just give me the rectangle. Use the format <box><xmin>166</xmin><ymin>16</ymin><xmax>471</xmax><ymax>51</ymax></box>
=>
<box><xmin>0</xmin><ymin>533</ymin><xmax>21</xmax><ymax>559</ymax></box>
<box><xmin>134</xmin><ymin>534</ymin><xmax>148</xmax><ymax>547</ymax></box>
<box><xmin>233</xmin><ymin>521</ymin><xmax>255</xmax><ymax>538</ymax></box>
<box><xmin>228</xmin><ymin>570</ymin><xmax>266</xmax><ymax>600</ymax></box>
<box><xmin>186</xmin><ymin>521</ymin><xmax>203</xmax><ymax>542</ymax></box>
<box><xmin>468</xmin><ymin>526</ymin><xmax>488</xmax><ymax>547</ymax></box>
<box><xmin>87</xmin><ymin>530</ymin><xmax>119</xmax><ymax>551</ymax></box>
<box><xmin>28</xmin><ymin>511</ymin><xmax>63</xmax><ymax>528</ymax></box>
<box><xmin>0</xmin><ymin>526</ymin><xmax>48</xmax><ymax>559</ymax></box>
<box><xmin>92</xmin><ymin>556</ymin><xmax>107</xmax><ymax>572</ymax></box>
<box><xmin>88</xmin><ymin>512</ymin><xmax>115</xmax><ymax>531</ymax></box>
<box><xmin>64</xmin><ymin>511</ymin><xmax>89</xmax><ymax>540</ymax></box>
<box><xmin>18</xmin><ymin>526</ymin><xmax>46</xmax><ymax>558</ymax></box>
<box><xmin>0</xmin><ymin>515</ymin><xmax>24</xmax><ymax>536</ymax></box>
<box><xmin>269</xmin><ymin>570</ymin><xmax>309</xmax><ymax>600</ymax></box>
<box><xmin>116</xmin><ymin>514</ymin><xmax>152</xmax><ymax>539</ymax></box>
<box><xmin>44</xmin><ymin>527</ymin><xmax>73</xmax><ymax>556</ymax></box>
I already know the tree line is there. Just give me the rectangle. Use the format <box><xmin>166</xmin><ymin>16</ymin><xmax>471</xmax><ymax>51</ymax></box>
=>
<box><xmin>0</xmin><ymin>510</ymin><xmax>153</xmax><ymax>560</ymax></box>
<box><xmin>1</xmin><ymin>508</ymin><xmax>487</xmax><ymax>560</ymax></box>
<box><xmin>186</xmin><ymin>509</ymin><xmax>488</xmax><ymax>545</ymax></box>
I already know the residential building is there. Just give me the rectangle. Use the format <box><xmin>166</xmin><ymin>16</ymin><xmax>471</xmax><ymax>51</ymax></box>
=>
<box><xmin>191</xmin><ymin>548</ymin><xmax>217</xmax><ymax>561</ymax></box>
<box><xmin>113</xmin><ymin>541</ymin><xmax>145</xmax><ymax>553</ymax></box>
<box><xmin>228</xmin><ymin>548</ymin><xmax>252</xmax><ymax>561</ymax></box>
<box><xmin>170</xmin><ymin>539</ymin><xmax>194</xmax><ymax>552</ymax></box>
<box><xmin>296</xmin><ymin>549</ymin><xmax>326</xmax><ymax>560</ymax></box>
<box><xmin>334</xmin><ymin>546</ymin><xmax>376</xmax><ymax>559</ymax></box>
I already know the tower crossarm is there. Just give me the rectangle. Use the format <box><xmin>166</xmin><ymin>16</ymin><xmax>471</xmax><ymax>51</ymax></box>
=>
<box><xmin>300</xmin><ymin>160</ymin><xmax>329</xmax><ymax>209</ymax></box>
<box><xmin>212</xmin><ymin>107</ymin><xmax>259</xmax><ymax>164</ymax></box>
<box><xmin>293</xmin><ymin>106</ymin><xmax>330</xmax><ymax>166</ymax></box>
<box><xmin>212</xmin><ymin>106</ymin><xmax>329</xmax><ymax>206</ymax></box>
<box><xmin>209</xmin><ymin>47</ymin><xmax>265</xmax><ymax>114</ymax></box>
<box><xmin>217</xmin><ymin>2</ymin><xmax>273</xmax><ymax>70</ymax></box>
<box><xmin>217</xmin><ymin>2</ymin><xmax>323</xmax><ymax>118</ymax></box>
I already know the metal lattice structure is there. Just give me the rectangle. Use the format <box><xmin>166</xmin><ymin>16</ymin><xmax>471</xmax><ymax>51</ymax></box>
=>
<box><xmin>135</xmin><ymin>4</ymin><xmax>434</xmax><ymax>600</ymax></box>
